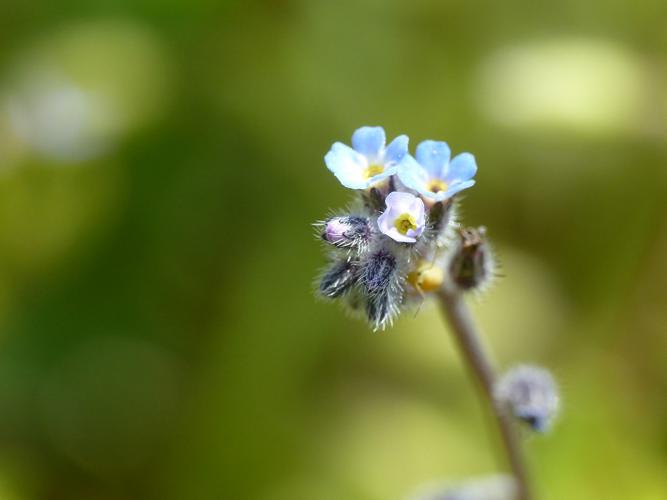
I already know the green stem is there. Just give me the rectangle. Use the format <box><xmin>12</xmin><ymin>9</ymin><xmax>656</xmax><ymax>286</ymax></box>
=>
<box><xmin>436</xmin><ymin>288</ymin><xmax>532</xmax><ymax>500</ymax></box>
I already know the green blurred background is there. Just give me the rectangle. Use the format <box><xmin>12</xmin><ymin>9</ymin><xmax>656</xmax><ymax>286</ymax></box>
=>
<box><xmin>0</xmin><ymin>1</ymin><xmax>666</xmax><ymax>499</ymax></box>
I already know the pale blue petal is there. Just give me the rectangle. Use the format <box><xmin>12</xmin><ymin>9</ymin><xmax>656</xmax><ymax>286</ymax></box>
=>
<box><xmin>352</xmin><ymin>126</ymin><xmax>386</xmax><ymax>160</ymax></box>
<box><xmin>444</xmin><ymin>179</ymin><xmax>476</xmax><ymax>198</ymax></box>
<box><xmin>385</xmin><ymin>191</ymin><xmax>417</xmax><ymax>213</ymax></box>
<box><xmin>376</xmin><ymin>208</ymin><xmax>394</xmax><ymax>235</ymax></box>
<box><xmin>418</xmin><ymin>180</ymin><xmax>475</xmax><ymax>201</ymax></box>
<box><xmin>383</xmin><ymin>226</ymin><xmax>417</xmax><ymax>243</ymax></box>
<box><xmin>384</xmin><ymin>134</ymin><xmax>409</xmax><ymax>165</ymax></box>
<box><xmin>367</xmin><ymin>165</ymin><xmax>398</xmax><ymax>186</ymax></box>
<box><xmin>416</xmin><ymin>188</ymin><xmax>448</xmax><ymax>202</ymax></box>
<box><xmin>416</xmin><ymin>140</ymin><xmax>450</xmax><ymax>177</ymax></box>
<box><xmin>446</xmin><ymin>152</ymin><xmax>477</xmax><ymax>182</ymax></box>
<box><xmin>397</xmin><ymin>155</ymin><xmax>429</xmax><ymax>192</ymax></box>
<box><xmin>324</xmin><ymin>142</ymin><xmax>368</xmax><ymax>189</ymax></box>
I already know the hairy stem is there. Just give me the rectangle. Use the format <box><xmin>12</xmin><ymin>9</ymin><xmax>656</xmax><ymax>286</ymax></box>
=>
<box><xmin>436</xmin><ymin>288</ymin><xmax>531</xmax><ymax>500</ymax></box>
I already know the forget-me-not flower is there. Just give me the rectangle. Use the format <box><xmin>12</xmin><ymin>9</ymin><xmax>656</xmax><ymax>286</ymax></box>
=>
<box><xmin>377</xmin><ymin>191</ymin><xmax>425</xmax><ymax>243</ymax></box>
<box><xmin>398</xmin><ymin>140</ymin><xmax>477</xmax><ymax>202</ymax></box>
<box><xmin>325</xmin><ymin>126</ymin><xmax>408</xmax><ymax>189</ymax></box>
<box><xmin>316</xmin><ymin>126</ymin><xmax>482</xmax><ymax>329</ymax></box>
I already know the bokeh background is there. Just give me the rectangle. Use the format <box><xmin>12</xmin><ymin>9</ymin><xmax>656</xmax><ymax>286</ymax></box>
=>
<box><xmin>0</xmin><ymin>1</ymin><xmax>666</xmax><ymax>499</ymax></box>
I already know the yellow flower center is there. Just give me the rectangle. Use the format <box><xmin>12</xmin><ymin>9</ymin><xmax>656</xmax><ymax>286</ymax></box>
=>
<box><xmin>363</xmin><ymin>164</ymin><xmax>384</xmax><ymax>179</ymax></box>
<box><xmin>427</xmin><ymin>179</ymin><xmax>448</xmax><ymax>193</ymax></box>
<box><xmin>408</xmin><ymin>261</ymin><xmax>444</xmax><ymax>293</ymax></box>
<box><xmin>394</xmin><ymin>213</ymin><xmax>417</xmax><ymax>235</ymax></box>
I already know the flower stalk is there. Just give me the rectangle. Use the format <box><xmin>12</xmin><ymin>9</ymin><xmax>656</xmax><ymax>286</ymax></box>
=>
<box><xmin>437</xmin><ymin>287</ymin><xmax>531</xmax><ymax>500</ymax></box>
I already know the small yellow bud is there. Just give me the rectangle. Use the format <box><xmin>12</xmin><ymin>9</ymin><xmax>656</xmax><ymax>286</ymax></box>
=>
<box><xmin>408</xmin><ymin>261</ymin><xmax>444</xmax><ymax>292</ymax></box>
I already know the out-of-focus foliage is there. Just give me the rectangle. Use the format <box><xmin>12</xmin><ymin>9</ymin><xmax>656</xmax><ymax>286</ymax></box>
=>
<box><xmin>0</xmin><ymin>1</ymin><xmax>665</xmax><ymax>499</ymax></box>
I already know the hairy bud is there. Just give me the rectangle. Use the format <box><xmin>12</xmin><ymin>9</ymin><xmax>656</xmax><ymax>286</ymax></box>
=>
<box><xmin>410</xmin><ymin>475</ymin><xmax>516</xmax><ymax>500</ymax></box>
<box><xmin>362</xmin><ymin>249</ymin><xmax>397</xmax><ymax>295</ymax></box>
<box><xmin>447</xmin><ymin>226</ymin><xmax>494</xmax><ymax>292</ymax></box>
<box><xmin>319</xmin><ymin>258</ymin><xmax>360</xmax><ymax>298</ymax></box>
<box><xmin>361</xmin><ymin>185</ymin><xmax>390</xmax><ymax>212</ymax></box>
<box><xmin>365</xmin><ymin>293</ymin><xmax>393</xmax><ymax>331</ymax></box>
<box><xmin>321</xmin><ymin>216</ymin><xmax>371</xmax><ymax>249</ymax></box>
<box><xmin>426</xmin><ymin>198</ymin><xmax>456</xmax><ymax>245</ymax></box>
<box><xmin>362</xmin><ymin>249</ymin><xmax>402</xmax><ymax>330</ymax></box>
<box><xmin>494</xmin><ymin>365</ymin><xmax>560</xmax><ymax>433</ymax></box>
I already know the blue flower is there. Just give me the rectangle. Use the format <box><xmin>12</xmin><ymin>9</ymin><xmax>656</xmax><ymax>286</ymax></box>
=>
<box><xmin>325</xmin><ymin>126</ymin><xmax>408</xmax><ymax>189</ymax></box>
<box><xmin>397</xmin><ymin>140</ymin><xmax>477</xmax><ymax>202</ymax></box>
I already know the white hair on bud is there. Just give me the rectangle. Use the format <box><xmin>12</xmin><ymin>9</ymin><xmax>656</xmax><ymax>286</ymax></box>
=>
<box><xmin>420</xmin><ymin>197</ymin><xmax>461</xmax><ymax>251</ymax></box>
<box><xmin>444</xmin><ymin>226</ymin><xmax>497</xmax><ymax>294</ymax></box>
<box><xmin>314</xmin><ymin>215</ymin><xmax>371</xmax><ymax>251</ymax></box>
<box><xmin>360</xmin><ymin>245</ymin><xmax>405</xmax><ymax>331</ymax></box>
<box><xmin>316</xmin><ymin>257</ymin><xmax>361</xmax><ymax>299</ymax></box>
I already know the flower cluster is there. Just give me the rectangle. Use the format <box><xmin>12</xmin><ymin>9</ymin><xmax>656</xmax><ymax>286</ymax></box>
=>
<box><xmin>315</xmin><ymin>126</ymin><xmax>482</xmax><ymax>330</ymax></box>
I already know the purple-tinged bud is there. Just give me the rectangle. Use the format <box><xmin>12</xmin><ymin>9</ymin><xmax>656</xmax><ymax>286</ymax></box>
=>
<box><xmin>319</xmin><ymin>258</ymin><xmax>360</xmax><ymax>298</ymax></box>
<box><xmin>410</xmin><ymin>475</ymin><xmax>516</xmax><ymax>500</ymax></box>
<box><xmin>321</xmin><ymin>216</ymin><xmax>371</xmax><ymax>249</ymax></box>
<box><xmin>361</xmin><ymin>249</ymin><xmax>402</xmax><ymax>330</ymax></box>
<box><xmin>446</xmin><ymin>226</ymin><xmax>494</xmax><ymax>292</ymax></box>
<box><xmin>494</xmin><ymin>365</ymin><xmax>560</xmax><ymax>433</ymax></box>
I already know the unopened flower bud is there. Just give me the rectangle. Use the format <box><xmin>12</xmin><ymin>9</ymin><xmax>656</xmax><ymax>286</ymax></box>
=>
<box><xmin>321</xmin><ymin>216</ymin><xmax>371</xmax><ymax>249</ymax></box>
<box><xmin>494</xmin><ymin>365</ymin><xmax>560</xmax><ymax>433</ymax></box>
<box><xmin>447</xmin><ymin>226</ymin><xmax>494</xmax><ymax>292</ymax></box>
<box><xmin>319</xmin><ymin>258</ymin><xmax>360</xmax><ymax>298</ymax></box>
<box><xmin>408</xmin><ymin>260</ymin><xmax>444</xmax><ymax>293</ymax></box>
<box><xmin>362</xmin><ymin>249</ymin><xmax>402</xmax><ymax>330</ymax></box>
<box><xmin>426</xmin><ymin>198</ymin><xmax>456</xmax><ymax>244</ymax></box>
<box><xmin>361</xmin><ymin>185</ymin><xmax>391</xmax><ymax>212</ymax></box>
<box><xmin>366</xmin><ymin>293</ymin><xmax>393</xmax><ymax>331</ymax></box>
<box><xmin>363</xmin><ymin>249</ymin><xmax>397</xmax><ymax>295</ymax></box>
